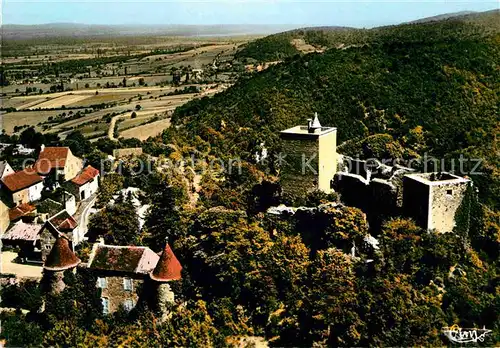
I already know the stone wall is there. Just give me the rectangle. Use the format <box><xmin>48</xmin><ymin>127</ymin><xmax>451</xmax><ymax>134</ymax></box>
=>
<box><xmin>98</xmin><ymin>275</ymin><xmax>143</xmax><ymax>313</ymax></box>
<box><xmin>402</xmin><ymin>177</ymin><xmax>431</xmax><ymax>229</ymax></box>
<box><xmin>334</xmin><ymin>173</ymin><xmax>401</xmax><ymax>229</ymax></box>
<box><xmin>40</xmin><ymin>227</ymin><xmax>57</xmax><ymax>262</ymax></box>
<box><xmin>280</xmin><ymin>137</ymin><xmax>319</xmax><ymax>198</ymax></box>
<box><xmin>429</xmin><ymin>181</ymin><xmax>469</xmax><ymax>233</ymax></box>
<box><xmin>46</xmin><ymin>270</ymin><xmax>65</xmax><ymax>294</ymax></box>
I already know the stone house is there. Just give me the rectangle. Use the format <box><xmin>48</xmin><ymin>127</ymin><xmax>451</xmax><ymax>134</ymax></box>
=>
<box><xmin>1</xmin><ymin>169</ymin><xmax>44</xmax><ymax>205</ymax></box>
<box><xmin>86</xmin><ymin>241</ymin><xmax>182</xmax><ymax>315</ymax></box>
<box><xmin>40</xmin><ymin>210</ymin><xmax>80</xmax><ymax>262</ymax></box>
<box><xmin>87</xmin><ymin>243</ymin><xmax>160</xmax><ymax>314</ymax></box>
<box><xmin>1</xmin><ymin>220</ymin><xmax>44</xmax><ymax>262</ymax></box>
<box><xmin>35</xmin><ymin>146</ymin><xmax>83</xmax><ymax>182</ymax></box>
<box><xmin>1</xmin><ymin>208</ymin><xmax>79</xmax><ymax>263</ymax></box>
<box><xmin>65</xmin><ymin>165</ymin><xmax>100</xmax><ymax>201</ymax></box>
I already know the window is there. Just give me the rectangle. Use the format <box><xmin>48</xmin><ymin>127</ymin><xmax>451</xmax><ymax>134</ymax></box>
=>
<box><xmin>102</xmin><ymin>297</ymin><xmax>109</xmax><ymax>314</ymax></box>
<box><xmin>123</xmin><ymin>299</ymin><xmax>134</xmax><ymax>312</ymax></box>
<box><xmin>446</xmin><ymin>189</ymin><xmax>453</xmax><ymax>196</ymax></box>
<box><xmin>97</xmin><ymin>277</ymin><xmax>107</xmax><ymax>289</ymax></box>
<box><xmin>123</xmin><ymin>278</ymin><xmax>133</xmax><ymax>291</ymax></box>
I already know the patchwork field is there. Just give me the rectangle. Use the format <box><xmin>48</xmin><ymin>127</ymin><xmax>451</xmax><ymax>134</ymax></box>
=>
<box><xmin>121</xmin><ymin>118</ymin><xmax>172</xmax><ymax>141</ymax></box>
<box><xmin>2</xmin><ymin>35</ymin><xmax>244</xmax><ymax>140</ymax></box>
<box><xmin>26</xmin><ymin>94</ymin><xmax>92</xmax><ymax>109</ymax></box>
<box><xmin>1</xmin><ymin>109</ymin><xmax>86</xmax><ymax>133</ymax></box>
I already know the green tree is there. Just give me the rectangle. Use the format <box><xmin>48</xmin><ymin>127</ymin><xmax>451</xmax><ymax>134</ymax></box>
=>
<box><xmin>88</xmin><ymin>192</ymin><xmax>140</xmax><ymax>245</ymax></box>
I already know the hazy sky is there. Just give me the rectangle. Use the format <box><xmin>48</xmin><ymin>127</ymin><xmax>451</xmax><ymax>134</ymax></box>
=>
<box><xmin>3</xmin><ymin>0</ymin><xmax>498</xmax><ymax>28</ymax></box>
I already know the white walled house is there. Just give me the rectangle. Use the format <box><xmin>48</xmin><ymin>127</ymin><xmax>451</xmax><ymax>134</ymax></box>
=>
<box><xmin>67</xmin><ymin>166</ymin><xmax>100</xmax><ymax>201</ymax></box>
<box><xmin>1</xmin><ymin>169</ymin><xmax>44</xmax><ymax>205</ymax></box>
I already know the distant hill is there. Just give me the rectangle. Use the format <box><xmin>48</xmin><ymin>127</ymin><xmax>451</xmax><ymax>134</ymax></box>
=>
<box><xmin>408</xmin><ymin>11</ymin><xmax>477</xmax><ymax>24</ymax></box>
<box><xmin>234</xmin><ymin>9</ymin><xmax>499</xmax><ymax>61</ymax></box>
<box><xmin>1</xmin><ymin>23</ymin><xmax>300</xmax><ymax>40</ymax></box>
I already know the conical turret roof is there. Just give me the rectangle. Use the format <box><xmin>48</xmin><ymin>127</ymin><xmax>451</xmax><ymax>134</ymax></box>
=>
<box><xmin>43</xmin><ymin>235</ymin><xmax>81</xmax><ymax>271</ymax></box>
<box><xmin>150</xmin><ymin>243</ymin><xmax>182</xmax><ymax>282</ymax></box>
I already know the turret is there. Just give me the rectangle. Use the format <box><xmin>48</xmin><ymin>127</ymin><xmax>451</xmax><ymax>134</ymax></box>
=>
<box><xmin>149</xmin><ymin>241</ymin><xmax>182</xmax><ymax>321</ymax></box>
<box><xmin>43</xmin><ymin>235</ymin><xmax>81</xmax><ymax>294</ymax></box>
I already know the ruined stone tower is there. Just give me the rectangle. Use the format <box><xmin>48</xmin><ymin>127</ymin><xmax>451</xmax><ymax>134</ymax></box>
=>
<box><xmin>43</xmin><ymin>235</ymin><xmax>81</xmax><ymax>294</ymax></box>
<box><xmin>280</xmin><ymin>113</ymin><xmax>337</xmax><ymax>196</ymax></box>
<box><xmin>403</xmin><ymin>172</ymin><xmax>471</xmax><ymax>233</ymax></box>
<box><xmin>149</xmin><ymin>242</ymin><xmax>182</xmax><ymax>321</ymax></box>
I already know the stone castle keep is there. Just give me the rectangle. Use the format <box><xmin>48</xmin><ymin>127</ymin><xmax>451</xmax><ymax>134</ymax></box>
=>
<box><xmin>280</xmin><ymin>113</ymin><xmax>337</xmax><ymax>195</ymax></box>
<box><xmin>279</xmin><ymin>114</ymin><xmax>471</xmax><ymax>233</ymax></box>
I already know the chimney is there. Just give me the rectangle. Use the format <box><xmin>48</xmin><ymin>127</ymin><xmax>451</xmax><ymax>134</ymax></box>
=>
<box><xmin>307</xmin><ymin>119</ymin><xmax>313</xmax><ymax>132</ymax></box>
<box><xmin>40</xmin><ymin>144</ymin><xmax>45</xmax><ymax>152</ymax></box>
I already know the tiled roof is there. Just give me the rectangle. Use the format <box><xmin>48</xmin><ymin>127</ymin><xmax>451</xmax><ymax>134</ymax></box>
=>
<box><xmin>71</xmin><ymin>166</ymin><xmax>99</xmax><ymax>186</ymax></box>
<box><xmin>9</xmin><ymin>203</ymin><xmax>37</xmax><ymax>221</ymax></box>
<box><xmin>1</xmin><ymin>221</ymin><xmax>43</xmax><ymax>242</ymax></box>
<box><xmin>44</xmin><ymin>235</ymin><xmax>81</xmax><ymax>271</ymax></box>
<box><xmin>1</xmin><ymin>169</ymin><xmax>43</xmax><ymax>192</ymax></box>
<box><xmin>35</xmin><ymin>147</ymin><xmax>69</xmax><ymax>175</ymax></box>
<box><xmin>88</xmin><ymin>244</ymin><xmax>159</xmax><ymax>274</ymax></box>
<box><xmin>48</xmin><ymin>210</ymin><xmax>78</xmax><ymax>232</ymax></box>
<box><xmin>150</xmin><ymin>243</ymin><xmax>182</xmax><ymax>282</ymax></box>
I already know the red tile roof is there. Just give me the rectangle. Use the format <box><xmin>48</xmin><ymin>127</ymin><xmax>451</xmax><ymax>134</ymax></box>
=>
<box><xmin>9</xmin><ymin>203</ymin><xmax>36</xmax><ymax>221</ymax></box>
<box><xmin>71</xmin><ymin>166</ymin><xmax>99</xmax><ymax>186</ymax></box>
<box><xmin>150</xmin><ymin>243</ymin><xmax>182</xmax><ymax>282</ymax></box>
<box><xmin>44</xmin><ymin>235</ymin><xmax>81</xmax><ymax>271</ymax></box>
<box><xmin>1</xmin><ymin>169</ymin><xmax>43</xmax><ymax>192</ymax></box>
<box><xmin>48</xmin><ymin>210</ymin><xmax>78</xmax><ymax>232</ymax></box>
<box><xmin>88</xmin><ymin>245</ymin><xmax>159</xmax><ymax>274</ymax></box>
<box><xmin>35</xmin><ymin>147</ymin><xmax>69</xmax><ymax>175</ymax></box>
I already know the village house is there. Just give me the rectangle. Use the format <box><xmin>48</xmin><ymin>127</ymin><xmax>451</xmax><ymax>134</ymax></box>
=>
<box><xmin>35</xmin><ymin>146</ymin><xmax>83</xmax><ymax>182</ymax></box>
<box><xmin>1</xmin><ymin>168</ymin><xmax>44</xmax><ymax>206</ymax></box>
<box><xmin>66</xmin><ymin>165</ymin><xmax>100</xmax><ymax>201</ymax></box>
<box><xmin>86</xmin><ymin>241</ymin><xmax>182</xmax><ymax>315</ymax></box>
<box><xmin>1</xmin><ymin>220</ymin><xmax>44</xmax><ymax>262</ymax></box>
<box><xmin>0</xmin><ymin>162</ymin><xmax>16</xmax><ymax>232</ymax></box>
<box><xmin>1</xmin><ymin>207</ymin><xmax>81</xmax><ymax>264</ymax></box>
<box><xmin>87</xmin><ymin>243</ymin><xmax>159</xmax><ymax>314</ymax></box>
<box><xmin>40</xmin><ymin>210</ymin><xmax>80</xmax><ymax>261</ymax></box>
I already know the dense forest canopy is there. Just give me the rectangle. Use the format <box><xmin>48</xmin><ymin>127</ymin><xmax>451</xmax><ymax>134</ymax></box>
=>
<box><xmin>173</xmin><ymin>15</ymin><xmax>500</xmax><ymax>207</ymax></box>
